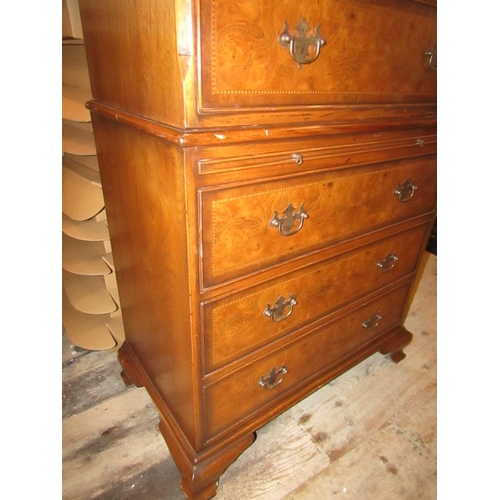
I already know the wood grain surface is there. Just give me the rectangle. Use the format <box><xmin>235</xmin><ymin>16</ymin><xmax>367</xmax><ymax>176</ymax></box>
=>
<box><xmin>62</xmin><ymin>252</ymin><xmax>436</xmax><ymax>500</ymax></box>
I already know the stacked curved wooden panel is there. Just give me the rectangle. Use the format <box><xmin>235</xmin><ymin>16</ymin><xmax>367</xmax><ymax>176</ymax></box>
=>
<box><xmin>62</xmin><ymin>0</ymin><xmax>124</xmax><ymax>351</ymax></box>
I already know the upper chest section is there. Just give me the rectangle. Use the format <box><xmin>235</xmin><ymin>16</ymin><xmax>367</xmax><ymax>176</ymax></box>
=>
<box><xmin>80</xmin><ymin>0</ymin><xmax>436</xmax><ymax>129</ymax></box>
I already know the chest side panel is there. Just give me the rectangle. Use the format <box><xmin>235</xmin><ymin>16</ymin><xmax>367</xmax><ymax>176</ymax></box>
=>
<box><xmin>90</xmin><ymin>114</ymin><xmax>199</xmax><ymax>445</ymax></box>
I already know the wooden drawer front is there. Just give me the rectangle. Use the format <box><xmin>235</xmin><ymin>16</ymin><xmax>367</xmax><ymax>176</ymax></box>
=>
<box><xmin>200</xmin><ymin>158</ymin><xmax>436</xmax><ymax>287</ymax></box>
<box><xmin>199</xmin><ymin>0</ymin><xmax>436</xmax><ymax>110</ymax></box>
<box><xmin>203</xmin><ymin>223</ymin><xmax>428</xmax><ymax>372</ymax></box>
<box><xmin>204</xmin><ymin>282</ymin><xmax>411</xmax><ymax>440</ymax></box>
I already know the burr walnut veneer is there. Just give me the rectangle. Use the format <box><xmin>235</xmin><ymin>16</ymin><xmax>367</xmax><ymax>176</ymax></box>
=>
<box><xmin>78</xmin><ymin>0</ymin><xmax>437</xmax><ymax>498</ymax></box>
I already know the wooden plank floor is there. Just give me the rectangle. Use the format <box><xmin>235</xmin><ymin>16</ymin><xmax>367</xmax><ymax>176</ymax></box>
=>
<box><xmin>62</xmin><ymin>252</ymin><xmax>437</xmax><ymax>500</ymax></box>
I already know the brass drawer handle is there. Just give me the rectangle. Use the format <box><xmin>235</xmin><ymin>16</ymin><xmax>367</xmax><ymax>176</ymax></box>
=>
<box><xmin>362</xmin><ymin>313</ymin><xmax>382</xmax><ymax>329</ymax></box>
<box><xmin>263</xmin><ymin>293</ymin><xmax>298</xmax><ymax>322</ymax></box>
<box><xmin>270</xmin><ymin>204</ymin><xmax>308</xmax><ymax>236</ymax></box>
<box><xmin>258</xmin><ymin>363</ymin><xmax>288</xmax><ymax>390</ymax></box>
<box><xmin>278</xmin><ymin>18</ymin><xmax>326</xmax><ymax>68</ymax></box>
<box><xmin>424</xmin><ymin>49</ymin><xmax>437</xmax><ymax>72</ymax></box>
<box><xmin>292</xmin><ymin>153</ymin><xmax>303</xmax><ymax>165</ymax></box>
<box><xmin>393</xmin><ymin>179</ymin><xmax>417</xmax><ymax>203</ymax></box>
<box><xmin>377</xmin><ymin>253</ymin><xmax>399</xmax><ymax>273</ymax></box>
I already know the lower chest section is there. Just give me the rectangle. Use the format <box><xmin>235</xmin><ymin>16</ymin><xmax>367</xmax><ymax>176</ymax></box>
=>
<box><xmin>193</xmin><ymin>132</ymin><xmax>436</xmax><ymax>444</ymax></box>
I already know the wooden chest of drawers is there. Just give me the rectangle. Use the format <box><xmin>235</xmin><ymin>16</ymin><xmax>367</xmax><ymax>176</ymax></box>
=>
<box><xmin>78</xmin><ymin>0</ymin><xmax>436</xmax><ymax>498</ymax></box>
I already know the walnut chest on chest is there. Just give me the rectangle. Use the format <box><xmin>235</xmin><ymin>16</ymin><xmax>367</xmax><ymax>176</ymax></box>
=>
<box><xmin>78</xmin><ymin>0</ymin><xmax>437</xmax><ymax>498</ymax></box>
